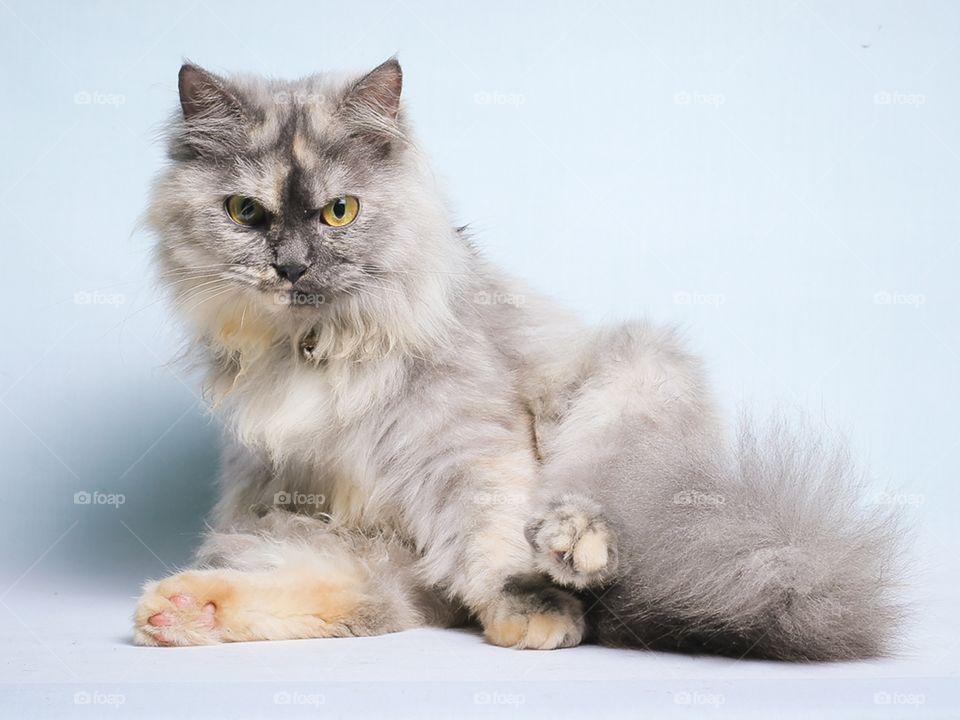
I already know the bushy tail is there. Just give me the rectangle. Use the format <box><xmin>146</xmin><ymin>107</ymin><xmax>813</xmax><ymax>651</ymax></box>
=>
<box><xmin>590</xmin><ymin>419</ymin><xmax>908</xmax><ymax>661</ymax></box>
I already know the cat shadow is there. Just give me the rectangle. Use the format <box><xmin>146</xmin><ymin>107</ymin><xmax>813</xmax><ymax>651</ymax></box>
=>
<box><xmin>54</xmin><ymin>390</ymin><xmax>219</xmax><ymax>592</ymax></box>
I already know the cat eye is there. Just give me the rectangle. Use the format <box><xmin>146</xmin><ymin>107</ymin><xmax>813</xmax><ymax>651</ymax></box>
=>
<box><xmin>224</xmin><ymin>195</ymin><xmax>268</xmax><ymax>227</ymax></box>
<box><xmin>319</xmin><ymin>196</ymin><xmax>360</xmax><ymax>227</ymax></box>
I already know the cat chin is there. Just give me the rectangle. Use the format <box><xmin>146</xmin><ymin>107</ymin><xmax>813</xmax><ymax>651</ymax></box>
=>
<box><xmin>173</xmin><ymin>285</ymin><xmax>292</xmax><ymax>354</ymax></box>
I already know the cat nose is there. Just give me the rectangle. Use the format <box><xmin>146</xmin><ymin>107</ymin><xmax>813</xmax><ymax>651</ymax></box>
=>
<box><xmin>273</xmin><ymin>263</ymin><xmax>308</xmax><ymax>283</ymax></box>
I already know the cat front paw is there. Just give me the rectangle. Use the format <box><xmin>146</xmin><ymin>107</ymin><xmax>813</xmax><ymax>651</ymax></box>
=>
<box><xmin>481</xmin><ymin>575</ymin><xmax>585</xmax><ymax>650</ymax></box>
<box><xmin>134</xmin><ymin>571</ymin><xmax>230</xmax><ymax>646</ymax></box>
<box><xmin>525</xmin><ymin>494</ymin><xmax>619</xmax><ymax>589</ymax></box>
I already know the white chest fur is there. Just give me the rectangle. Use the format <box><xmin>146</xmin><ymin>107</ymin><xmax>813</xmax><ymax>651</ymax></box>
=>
<box><xmin>220</xmin><ymin>349</ymin><xmax>408</xmax><ymax>527</ymax></box>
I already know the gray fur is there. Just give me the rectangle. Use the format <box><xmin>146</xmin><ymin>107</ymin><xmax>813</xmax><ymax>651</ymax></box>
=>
<box><xmin>146</xmin><ymin>59</ymin><xmax>905</xmax><ymax>659</ymax></box>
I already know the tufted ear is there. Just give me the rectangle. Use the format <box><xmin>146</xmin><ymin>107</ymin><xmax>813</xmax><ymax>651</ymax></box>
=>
<box><xmin>178</xmin><ymin>63</ymin><xmax>242</xmax><ymax>122</ymax></box>
<box><xmin>340</xmin><ymin>58</ymin><xmax>403</xmax><ymax>139</ymax></box>
<box><xmin>174</xmin><ymin>63</ymin><xmax>245</xmax><ymax>157</ymax></box>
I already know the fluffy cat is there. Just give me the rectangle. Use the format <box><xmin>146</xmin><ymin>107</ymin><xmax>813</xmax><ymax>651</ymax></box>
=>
<box><xmin>135</xmin><ymin>59</ymin><xmax>904</xmax><ymax>660</ymax></box>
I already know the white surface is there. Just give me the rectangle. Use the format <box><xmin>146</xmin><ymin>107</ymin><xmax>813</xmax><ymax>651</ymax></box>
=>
<box><xmin>2</xmin><ymin>0</ymin><xmax>959</xmax><ymax>717</ymax></box>
<box><xmin>1</xmin><ymin>541</ymin><xmax>957</xmax><ymax>719</ymax></box>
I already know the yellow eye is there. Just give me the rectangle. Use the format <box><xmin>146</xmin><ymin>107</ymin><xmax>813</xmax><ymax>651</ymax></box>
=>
<box><xmin>225</xmin><ymin>195</ymin><xmax>268</xmax><ymax>227</ymax></box>
<box><xmin>320</xmin><ymin>196</ymin><xmax>360</xmax><ymax>227</ymax></box>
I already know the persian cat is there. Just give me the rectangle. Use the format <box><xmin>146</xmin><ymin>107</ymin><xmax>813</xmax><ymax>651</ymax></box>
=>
<box><xmin>135</xmin><ymin>59</ymin><xmax>903</xmax><ymax>660</ymax></box>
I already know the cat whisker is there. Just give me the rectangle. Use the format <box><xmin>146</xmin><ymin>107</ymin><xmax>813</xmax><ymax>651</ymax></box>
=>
<box><xmin>360</xmin><ymin>264</ymin><xmax>480</xmax><ymax>279</ymax></box>
<box><xmin>172</xmin><ymin>279</ymin><xmax>233</xmax><ymax>311</ymax></box>
<box><xmin>176</xmin><ymin>283</ymin><xmax>235</xmax><ymax>316</ymax></box>
<box><xmin>161</xmin><ymin>266</ymin><xmax>245</xmax><ymax>278</ymax></box>
<box><xmin>170</xmin><ymin>277</ymin><xmax>232</xmax><ymax>296</ymax></box>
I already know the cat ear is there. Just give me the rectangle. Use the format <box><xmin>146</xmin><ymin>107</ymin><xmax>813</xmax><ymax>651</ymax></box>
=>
<box><xmin>340</xmin><ymin>58</ymin><xmax>403</xmax><ymax>139</ymax></box>
<box><xmin>178</xmin><ymin>63</ymin><xmax>242</xmax><ymax>122</ymax></box>
<box><xmin>175</xmin><ymin>63</ymin><xmax>244</xmax><ymax>156</ymax></box>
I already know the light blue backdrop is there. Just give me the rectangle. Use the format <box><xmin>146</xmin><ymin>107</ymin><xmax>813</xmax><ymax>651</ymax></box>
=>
<box><xmin>1</xmin><ymin>0</ymin><xmax>955</xmax><ymax>598</ymax></box>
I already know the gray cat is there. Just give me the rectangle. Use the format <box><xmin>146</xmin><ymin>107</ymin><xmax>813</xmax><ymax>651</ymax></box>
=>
<box><xmin>135</xmin><ymin>59</ymin><xmax>904</xmax><ymax>660</ymax></box>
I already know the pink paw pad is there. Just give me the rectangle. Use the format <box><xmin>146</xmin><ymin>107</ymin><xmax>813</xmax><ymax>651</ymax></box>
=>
<box><xmin>148</xmin><ymin>612</ymin><xmax>173</xmax><ymax>626</ymax></box>
<box><xmin>145</xmin><ymin>595</ymin><xmax>216</xmax><ymax>636</ymax></box>
<box><xmin>198</xmin><ymin>602</ymin><xmax>217</xmax><ymax>628</ymax></box>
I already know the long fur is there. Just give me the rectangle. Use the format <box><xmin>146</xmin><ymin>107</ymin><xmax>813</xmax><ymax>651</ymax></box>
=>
<box><xmin>136</xmin><ymin>60</ymin><xmax>906</xmax><ymax>659</ymax></box>
<box><xmin>583</xmin><ymin>419</ymin><xmax>905</xmax><ymax>660</ymax></box>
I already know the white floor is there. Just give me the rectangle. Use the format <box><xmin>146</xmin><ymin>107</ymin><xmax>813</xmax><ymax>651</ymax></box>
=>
<box><xmin>2</xmin><ymin>559</ymin><xmax>957</xmax><ymax>719</ymax></box>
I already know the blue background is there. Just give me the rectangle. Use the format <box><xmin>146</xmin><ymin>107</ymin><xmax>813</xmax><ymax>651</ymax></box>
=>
<box><xmin>0</xmin><ymin>2</ymin><xmax>956</xmax><ymax>717</ymax></box>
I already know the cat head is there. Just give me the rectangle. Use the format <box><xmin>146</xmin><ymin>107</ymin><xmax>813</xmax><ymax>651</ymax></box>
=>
<box><xmin>149</xmin><ymin>59</ymin><xmax>463</xmax><ymax>361</ymax></box>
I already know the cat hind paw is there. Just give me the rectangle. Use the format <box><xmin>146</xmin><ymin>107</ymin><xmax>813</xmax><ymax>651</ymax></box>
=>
<box><xmin>525</xmin><ymin>494</ymin><xmax>619</xmax><ymax>589</ymax></box>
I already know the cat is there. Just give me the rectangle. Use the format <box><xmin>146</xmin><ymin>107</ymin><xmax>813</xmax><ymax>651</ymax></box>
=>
<box><xmin>135</xmin><ymin>58</ymin><xmax>904</xmax><ymax>660</ymax></box>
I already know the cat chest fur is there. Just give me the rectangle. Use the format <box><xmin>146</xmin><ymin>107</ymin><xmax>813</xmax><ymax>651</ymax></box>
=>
<box><xmin>221</xmin><ymin>348</ymin><xmax>410</xmax><ymax>527</ymax></box>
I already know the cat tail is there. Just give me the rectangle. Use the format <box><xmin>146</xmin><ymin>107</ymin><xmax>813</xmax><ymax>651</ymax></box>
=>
<box><xmin>590</xmin><ymin>418</ymin><xmax>910</xmax><ymax>661</ymax></box>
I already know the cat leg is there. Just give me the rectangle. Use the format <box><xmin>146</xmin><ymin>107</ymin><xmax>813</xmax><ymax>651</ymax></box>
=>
<box><xmin>525</xmin><ymin>493</ymin><xmax>619</xmax><ymax>589</ymax></box>
<box><xmin>134</xmin><ymin>518</ymin><xmax>435</xmax><ymax>646</ymax></box>
<box><xmin>135</xmin><ymin>565</ymin><xmax>362</xmax><ymax>646</ymax></box>
<box><xmin>525</xmin><ymin>321</ymin><xmax>723</xmax><ymax>591</ymax></box>
<box><xmin>432</xmin><ymin>451</ymin><xmax>587</xmax><ymax>650</ymax></box>
<box><xmin>480</xmin><ymin>573</ymin><xmax>587</xmax><ymax>650</ymax></box>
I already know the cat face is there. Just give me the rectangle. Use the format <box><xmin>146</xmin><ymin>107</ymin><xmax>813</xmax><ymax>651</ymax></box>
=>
<box><xmin>150</xmin><ymin>59</ymin><xmax>457</xmax><ymax>348</ymax></box>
